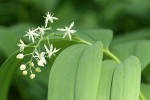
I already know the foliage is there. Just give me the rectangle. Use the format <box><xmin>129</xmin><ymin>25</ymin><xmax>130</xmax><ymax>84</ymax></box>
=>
<box><xmin>0</xmin><ymin>0</ymin><xmax>150</xmax><ymax>100</ymax></box>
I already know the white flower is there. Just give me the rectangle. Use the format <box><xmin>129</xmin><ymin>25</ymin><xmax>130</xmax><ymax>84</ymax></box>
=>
<box><xmin>30</xmin><ymin>74</ymin><xmax>35</xmax><ymax>79</ymax></box>
<box><xmin>57</xmin><ymin>22</ymin><xmax>76</xmax><ymax>41</ymax></box>
<box><xmin>24</xmin><ymin>28</ymin><xmax>39</xmax><ymax>43</ymax></box>
<box><xmin>44</xmin><ymin>44</ymin><xmax>60</xmax><ymax>58</ymax></box>
<box><xmin>20</xmin><ymin>64</ymin><xmax>26</xmax><ymax>70</ymax></box>
<box><xmin>38</xmin><ymin>26</ymin><xmax>51</xmax><ymax>36</ymax></box>
<box><xmin>43</xmin><ymin>12</ymin><xmax>58</xmax><ymax>27</ymax></box>
<box><xmin>34</xmin><ymin>51</ymin><xmax>47</xmax><ymax>66</ymax></box>
<box><xmin>22</xmin><ymin>70</ymin><xmax>27</xmax><ymax>75</ymax></box>
<box><xmin>16</xmin><ymin>53</ymin><xmax>24</xmax><ymax>59</ymax></box>
<box><xmin>17</xmin><ymin>39</ymin><xmax>27</xmax><ymax>52</ymax></box>
<box><xmin>38</xmin><ymin>60</ymin><xmax>45</xmax><ymax>67</ymax></box>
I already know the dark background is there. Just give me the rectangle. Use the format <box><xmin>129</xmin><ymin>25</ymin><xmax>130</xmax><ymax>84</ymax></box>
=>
<box><xmin>1</xmin><ymin>0</ymin><xmax>150</xmax><ymax>34</ymax></box>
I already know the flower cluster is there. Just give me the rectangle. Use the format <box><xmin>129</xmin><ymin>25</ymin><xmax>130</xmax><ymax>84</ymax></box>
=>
<box><xmin>16</xmin><ymin>12</ymin><xmax>76</xmax><ymax>79</ymax></box>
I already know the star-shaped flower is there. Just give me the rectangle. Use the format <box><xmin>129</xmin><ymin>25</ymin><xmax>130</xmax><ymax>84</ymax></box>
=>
<box><xmin>24</xmin><ymin>28</ymin><xmax>39</xmax><ymax>43</ymax></box>
<box><xmin>43</xmin><ymin>12</ymin><xmax>58</xmax><ymax>27</ymax></box>
<box><xmin>44</xmin><ymin>44</ymin><xmax>60</xmax><ymax>58</ymax></box>
<box><xmin>17</xmin><ymin>39</ymin><xmax>27</xmax><ymax>52</ymax></box>
<box><xmin>57</xmin><ymin>22</ymin><xmax>76</xmax><ymax>41</ymax></box>
<box><xmin>34</xmin><ymin>51</ymin><xmax>47</xmax><ymax>67</ymax></box>
<box><xmin>38</xmin><ymin>26</ymin><xmax>51</xmax><ymax>36</ymax></box>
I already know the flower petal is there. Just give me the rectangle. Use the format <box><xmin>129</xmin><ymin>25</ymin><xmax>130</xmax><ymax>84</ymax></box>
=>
<box><xmin>57</xmin><ymin>28</ymin><xmax>66</xmax><ymax>31</ymax></box>
<box><xmin>68</xmin><ymin>32</ymin><xmax>72</xmax><ymax>41</ymax></box>
<box><xmin>44</xmin><ymin>44</ymin><xmax>49</xmax><ymax>53</ymax></box>
<box><xmin>69</xmin><ymin>22</ymin><xmax>74</xmax><ymax>29</ymax></box>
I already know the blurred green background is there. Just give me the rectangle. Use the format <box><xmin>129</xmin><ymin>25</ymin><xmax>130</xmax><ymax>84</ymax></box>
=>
<box><xmin>0</xmin><ymin>0</ymin><xmax>150</xmax><ymax>100</ymax></box>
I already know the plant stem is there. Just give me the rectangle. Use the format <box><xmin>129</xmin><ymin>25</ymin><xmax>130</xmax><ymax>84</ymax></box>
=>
<box><xmin>30</xmin><ymin>39</ymin><xmax>41</xmax><ymax>61</ymax></box>
<box><xmin>75</xmin><ymin>37</ymin><xmax>92</xmax><ymax>45</ymax></box>
<box><xmin>76</xmin><ymin>37</ymin><xmax>121</xmax><ymax>63</ymax></box>
<box><xmin>103</xmin><ymin>49</ymin><xmax>121</xmax><ymax>63</ymax></box>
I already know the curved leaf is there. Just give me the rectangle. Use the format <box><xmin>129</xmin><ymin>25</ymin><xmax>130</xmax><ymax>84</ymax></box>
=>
<box><xmin>111</xmin><ymin>56</ymin><xmax>141</xmax><ymax>100</ymax></box>
<box><xmin>48</xmin><ymin>44</ymin><xmax>87</xmax><ymax>100</ymax></box>
<box><xmin>111</xmin><ymin>63</ymin><xmax>123</xmax><ymax>100</ymax></box>
<box><xmin>122</xmin><ymin>56</ymin><xmax>141</xmax><ymax>100</ymax></box>
<box><xmin>97</xmin><ymin>60</ymin><xmax>117</xmax><ymax>100</ymax></box>
<box><xmin>75</xmin><ymin>42</ymin><xmax>103</xmax><ymax>100</ymax></box>
<box><xmin>112</xmin><ymin>28</ymin><xmax>150</xmax><ymax>45</ymax></box>
<box><xmin>0</xmin><ymin>51</ymin><xmax>22</xmax><ymax>100</ymax></box>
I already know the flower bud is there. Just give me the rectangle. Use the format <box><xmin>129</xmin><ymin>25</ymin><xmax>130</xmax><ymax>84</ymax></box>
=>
<box><xmin>20</xmin><ymin>64</ymin><xmax>26</xmax><ymax>70</ymax></box>
<box><xmin>29</xmin><ymin>61</ymin><xmax>34</xmax><ymax>67</ymax></box>
<box><xmin>16</xmin><ymin>54</ymin><xmax>24</xmax><ymax>59</ymax></box>
<box><xmin>35</xmin><ymin>67</ymin><xmax>41</xmax><ymax>72</ymax></box>
<box><xmin>30</xmin><ymin>74</ymin><xmax>35</xmax><ymax>79</ymax></box>
<box><xmin>22</xmin><ymin>70</ymin><xmax>27</xmax><ymax>75</ymax></box>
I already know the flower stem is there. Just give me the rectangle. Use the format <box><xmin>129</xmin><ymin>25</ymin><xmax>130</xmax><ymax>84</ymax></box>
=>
<box><xmin>30</xmin><ymin>39</ymin><xmax>42</xmax><ymax>61</ymax></box>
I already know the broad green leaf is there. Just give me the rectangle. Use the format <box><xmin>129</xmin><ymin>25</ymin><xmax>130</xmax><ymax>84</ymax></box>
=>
<box><xmin>111</xmin><ymin>40</ymin><xmax>150</xmax><ymax>70</ymax></box>
<box><xmin>0</xmin><ymin>52</ymin><xmax>22</xmax><ymax>100</ymax></box>
<box><xmin>122</xmin><ymin>56</ymin><xmax>141</xmax><ymax>100</ymax></box>
<box><xmin>112</xmin><ymin>28</ymin><xmax>150</xmax><ymax>45</ymax></box>
<box><xmin>75</xmin><ymin>42</ymin><xmax>103</xmax><ymax>100</ymax></box>
<box><xmin>48</xmin><ymin>44</ymin><xmax>87</xmax><ymax>100</ymax></box>
<box><xmin>111</xmin><ymin>56</ymin><xmax>141</xmax><ymax>100</ymax></box>
<box><xmin>77</xmin><ymin>29</ymin><xmax>113</xmax><ymax>49</ymax></box>
<box><xmin>141</xmin><ymin>83</ymin><xmax>150</xmax><ymax>99</ymax></box>
<box><xmin>48</xmin><ymin>42</ymin><xmax>103</xmax><ymax>100</ymax></box>
<box><xmin>111</xmin><ymin>63</ymin><xmax>123</xmax><ymax>100</ymax></box>
<box><xmin>0</xmin><ymin>39</ymin><xmax>75</xmax><ymax>100</ymax></box>
<box><xmin>97</xmin><ymin>60</ymin><xmax>117</xmax><ymax>100</ymax></box>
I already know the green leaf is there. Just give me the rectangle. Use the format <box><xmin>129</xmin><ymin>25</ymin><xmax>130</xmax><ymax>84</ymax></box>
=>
<box><xmin>112</xmin><ymin>28</ymin><xmax>150</xmax><ymax>45</ymax></box>
<box><xmin>0</xmin><ymin>52</ymin><xmax>22</xmax><ymax>100</ymax></box>
<box><xmin>77</xmin><ymin>29</ymin><xmax>113</xmax><ymax>49</ymax></box>
<box><xmin>75</xmin><ymin>42</ymin><xmax>103</xmax><ymax>100</ymax></box>
<box><xmin>48</xmin><ymin>42</ymin><xmax>103</xmax><ymax>100</ymax></box>
<box><xmin>97</xmin><ymin>60</ymin><xmax>117</xmax><ymax>100</ymax></box>
<box><xmin>111</xmin><ymin>56</ymin><xmax>141</xmax><ymax>100</ymax></box>
<box><xmin>48</xmin><ymin>44</ymin><xmax>87</xmax><ymax>100</ymax></box>
<box><xmin>122</xmin><ymin>56</ymin><xmax>141</xmax><ymax>100</ymax></box>
<box><xmin>111</xmin><ymin>40</ymin><xmax>150</xmax><ymax>70</ymax></box>
<box><xmin>111</xmin><ymin>63</ymin><xmax>123</xmax><ymax>100</ymax></box>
